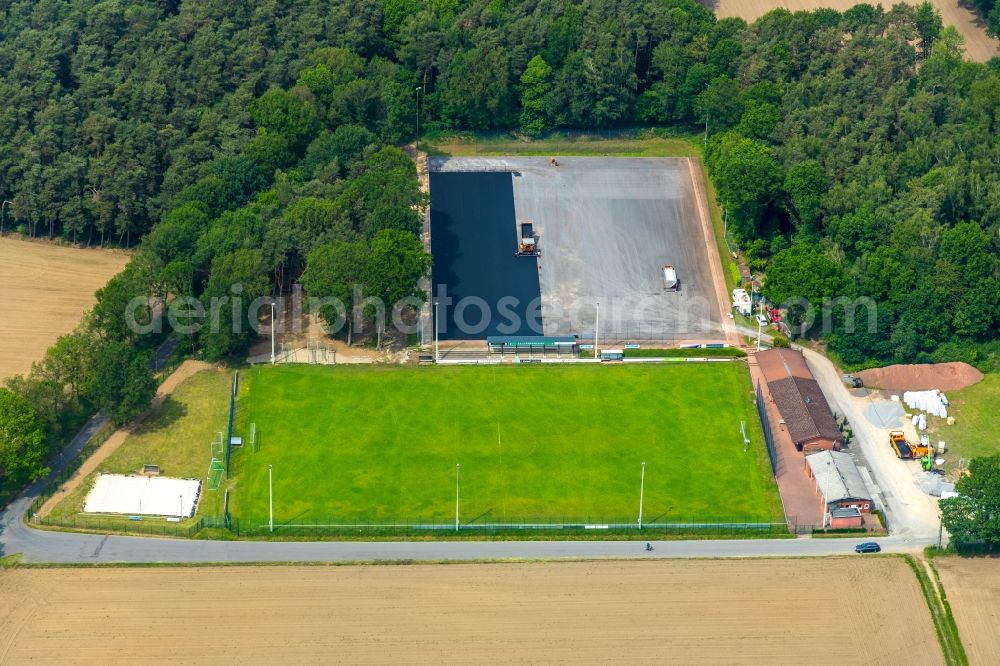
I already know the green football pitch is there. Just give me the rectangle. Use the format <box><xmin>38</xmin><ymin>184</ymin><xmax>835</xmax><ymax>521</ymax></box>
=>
<box><xmin>229</xmin><ymin>363</ymin><xmax>782</xmax><ymax>527</ymax></box>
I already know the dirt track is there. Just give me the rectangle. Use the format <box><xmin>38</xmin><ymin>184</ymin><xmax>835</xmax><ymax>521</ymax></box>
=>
<box><xmin>0</xmin><ymin>237</ymin><xmax>129</xmax><ymax>381</ymax></box>
<box><xmin>711</xmin><ymin>0</ymin><xmax>999</xmax><ymax>62</ymax></box>
<box><xmin>935</xmin><ymin>558</ymin><xmax>1000</xmax><ymax>665</ymax></box>
<box><xmin>0</xmin><ymin>559</ymin><xmax>941</xmax><ymax>664</ymax></box>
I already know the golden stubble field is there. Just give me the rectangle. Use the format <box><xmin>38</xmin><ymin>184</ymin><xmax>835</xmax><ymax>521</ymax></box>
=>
<box><xmin>711</xmin><ymin>0</ymin><xmax>999</xmax><ymax>62</ymax></box>
<box><xmin>935</xmin><ymin>558</ymin><xmax>1000</xmax><ymax>665</ymax></box>
<box><xmin>0</xmin><ymin>559</ymin><xmax>942</xmax><ymax>665</ymax></box>
<box><xmin>0</xmin><ymin>237</ymin><xmax>129</xmax><ymax>381</ymax></box>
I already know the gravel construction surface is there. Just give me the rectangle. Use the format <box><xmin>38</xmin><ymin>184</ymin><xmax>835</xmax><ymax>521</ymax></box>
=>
<box><xmin>0</xmin><ymin>559</ymin><xmax>942</xmax><ymax>665</ymax></box>
<box><xmin>858</xmin><ymin>362</ymin><xmax>984</xmax><ymax>392</ymax></box>
<box><xmin>864</xmin><ymin>401</ymin><xmax>906</xmax><ymax>428</ymax></box>
<box><xmin>430</xmin><ymin>157</ymin><xmax>725</xmax><ymax>342</ymax></box>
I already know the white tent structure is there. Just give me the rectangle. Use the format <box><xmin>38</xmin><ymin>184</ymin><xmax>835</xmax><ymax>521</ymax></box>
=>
<box><xmin>83</xmin><ymin>474</ymin><xmax>201</xmax><ymax>518</ymax></box>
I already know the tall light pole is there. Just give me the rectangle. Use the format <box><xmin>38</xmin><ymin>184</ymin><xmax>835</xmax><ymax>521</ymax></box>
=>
<box><xmin>415</xmin><ymin>86</ymin><xmax>422</xmax><ymax>138</ymax></box>
<box><xmin>268</xmin><ymin>464</ymin><xmax>274</xmax><ymax>533</ymax></box>
<box><xmin>756</xmin><ymin>318</ymin><xmax>763</xmax><ymax>352</ymax></box>
<box><xmin>270</xmin><ymin>301</ymin><xmax>276</xmax><ymax>364</ymax></box>
<box><xmin>0</xmin><ymin>200</ymin><xmax>11</xmax><ymax>236</ymax></box>
<box><xmin>434</xmin><ymin>300</ymin><xmax>440</xmax><ymax>362</ymax></box>
<box><xmin>593</xmin><ymin>301</ymin><xmax>600</xmax><ymax>359</ymax></box>
<box><xmin>455</xmin><ymin>463</ymin><xmax>460</xmax><ymax>532</ymax></box>
<box><xmin>179</xmin><ymin>494</ymin><xmax>184</xmax><ymax>519</ymax></box>
<box><xmin>638</xmin><ymin>461</ymin><xmax>646</xmax><ymax>529</ymax></box>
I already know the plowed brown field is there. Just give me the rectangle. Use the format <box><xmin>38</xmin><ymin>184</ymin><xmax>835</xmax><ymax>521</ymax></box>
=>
<box><xmin>0</xmin><ymin>237</ymin><xmax>128</xmax><ymax>381</ymax></box>
<box><xmin>935</xmin><ymin>558</ymin><xmax>1000</xmax><ymax>665</ymax></box>
<box><xmin>0</xmin><ymin>559</ymin><xmax>942</xmax><ymax>665</ymax></box>
<box><xmin>710</xmin><ymin>0</ymin><xmax>998</xmax><ymax>62</ymax></box>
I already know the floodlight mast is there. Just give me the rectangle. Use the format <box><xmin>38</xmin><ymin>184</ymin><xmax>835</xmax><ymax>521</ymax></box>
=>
<box><xmin>268</xmin><ymin>464</ymin><xmax>274</xmax><ymax>533</ymax></box>
<box><xmin>638</xmin><ymin>461</ymin><xmax>646</xmax><ymax>529</ymax></box>
<box><xmin>455</xmin><ymin>463</ymin><xmax>460</xmax><ymax>531</ymax></box>
<box><xmin>270</xmin><ymin>301</ymin><xmax>276</xmax><ymax>364</ymax></box>
<box><xmin>593</xmin><ymin>301</ymin><xmax>600</xmax><ymax>359</ymax></box>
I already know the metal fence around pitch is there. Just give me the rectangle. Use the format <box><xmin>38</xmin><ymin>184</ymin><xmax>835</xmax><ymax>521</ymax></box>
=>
<box><xmin>225</xmin><ymin>515</ymin><xmax>789</xmax><ymax>538</ymax></box>
<box><xmin>224</xmin><ymin>371</ymin><xmax>238</xmax><ymax>478</ymax></box>
<box><xmin>35</xmin><ymin>514</ymin><xmax>205</xmax><ymax>538</ymax></box>
<box><xmin>755</xmin><ymin>380</ymin><xmax>778</xmax><ymax>475</ymax></box>
<box><xmin>27</xmin><ymin>512</ymin><xmax>790</xmax><ymax>539</ymax></box>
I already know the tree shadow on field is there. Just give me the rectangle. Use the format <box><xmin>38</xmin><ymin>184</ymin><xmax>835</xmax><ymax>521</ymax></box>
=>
<box><xmin>646</xmin><ymin>511</ymin><xmax>669</xmax><ymax>524</ymax></box>
<box><xmin>132</xmin><ymin>396</ymin><xmax>187</xmax><ymax>435</ymax></box>
<box><xmin>277</xmin><ymin>509</ymin><xmax>310</xmax><ymax>529</ymax></box>
<box><xmin>464</xmin><ymin>508</ymin><xmax>494</xmax><ymax>525</ymax></box>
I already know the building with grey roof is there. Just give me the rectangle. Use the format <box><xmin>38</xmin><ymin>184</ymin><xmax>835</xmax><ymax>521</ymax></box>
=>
<box><xmin>804</xmin><ymin>450</ymin><xmax>873</xmax><ymax>527</ymax></box>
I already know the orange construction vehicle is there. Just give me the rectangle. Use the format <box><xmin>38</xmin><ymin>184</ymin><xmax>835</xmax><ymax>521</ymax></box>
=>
<box><xmin>889</xmin><ymin>430</ymin><xmax>933</xmax><ymax>459</ymax></box>
<box><xmin>516</xmin><ymin>222</ymin><xmax>538</xmax><ymax>257</ymax></box>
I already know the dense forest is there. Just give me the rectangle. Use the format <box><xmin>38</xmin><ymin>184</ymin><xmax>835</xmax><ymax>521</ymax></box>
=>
<box><xmin>1</xmin><ymin>1</ymin><xmax>999</xmax><ymax>487</ymax></box>
<box><xmin>971</xmin><ymin>0</ymin><xmax>1000</xmax><ymax>38</ymax></box>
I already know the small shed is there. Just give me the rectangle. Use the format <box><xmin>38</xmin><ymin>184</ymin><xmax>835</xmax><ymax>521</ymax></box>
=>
<box><xmin>828</xmin><ymin>507</ymin><xmax>863</xmax><ymax>529</ymax></box>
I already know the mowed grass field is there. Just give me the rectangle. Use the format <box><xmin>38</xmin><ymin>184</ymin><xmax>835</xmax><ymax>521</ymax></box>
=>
<box><xmin>44</xmin><ymin>366</ymin><xmax>232</xmax><ymax>526</ymax></box>
<box><xmin>231</xmin><ymin>363</ymin><xmax>782</xmax><ymax>526</ymax></box>
<box><xmin>930</xmin><ymin>373</ymin><xmax>1000</xmax><ymax>473</ymax></box>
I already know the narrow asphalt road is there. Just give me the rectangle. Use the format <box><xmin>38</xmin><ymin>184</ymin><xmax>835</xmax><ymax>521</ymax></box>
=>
<box><xmin>0</xmin><ymin>336</ymin><xmax>939</xmax><ymax>565</ymax></box>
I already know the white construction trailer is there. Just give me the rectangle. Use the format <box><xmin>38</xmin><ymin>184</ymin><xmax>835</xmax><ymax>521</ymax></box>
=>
<box><xmin>662</xmin><ymin>265</ymin><xmax>678</xmax><ymax>291</ymax></box>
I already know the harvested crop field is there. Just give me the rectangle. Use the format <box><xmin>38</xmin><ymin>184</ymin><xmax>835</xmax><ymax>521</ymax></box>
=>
<box><xmin>0</xmin><ymin>237</ymin><xmax>129</xmax><ymax>381</ymax></box>
<box><xmin>0</xmin><ymin>559</ymin><xmax>941</xmax><ymax>665</ymax></box>
<box><xmin>857</xmin><ymin>362</ymin><xmax>984</xmax><ymax>392</ymax></box>
<box><xmin>935</xmin><ymin>558</ymin><xmax>1000</xmax><ymax>665</ymax></box>
<box><xmin>709</xmin><ymin>0</ymin><xmax>999</xmax><ymax>62</ymax></box>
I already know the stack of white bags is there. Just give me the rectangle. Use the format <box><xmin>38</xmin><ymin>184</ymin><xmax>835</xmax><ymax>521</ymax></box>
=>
<box><xmin>903</xmin><ymin>390</ymin><xmax>948</xmax><ymax>419</ymax></box>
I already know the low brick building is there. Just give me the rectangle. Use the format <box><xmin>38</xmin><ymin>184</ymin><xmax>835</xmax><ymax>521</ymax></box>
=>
<box><xmin>828</xmin><ymin>507</ymin><xmax>864</xmax><ymax>529</ymax></box>
<box><xmin>756</xmin><ymin>348</ymin><xmax>842</xmax><ymax>452</ymax></box>
<box><xmin>805</xmin><ymin>450</ymin><xmax>873</xmax><ymax>527</ymax></box>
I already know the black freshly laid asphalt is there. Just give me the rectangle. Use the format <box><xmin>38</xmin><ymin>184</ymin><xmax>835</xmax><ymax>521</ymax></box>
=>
<box><xmin>430</xmin><ymin>171</ymin><xmax>543</xmax><ymax>339</ymax></box>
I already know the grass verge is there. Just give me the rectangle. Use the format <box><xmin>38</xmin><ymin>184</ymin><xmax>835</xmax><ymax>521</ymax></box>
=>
<box><xmin>421</xmin><ymin>128</ymin><xmax>701</xmax><ymax>158</ymax></box>
<box><xmin>903</xmin><ymin>555</ymin><xmax>969</xmax><ymax>666</ymax></box>
<box><xmin>577</xmin><ymin>348</ymin><xmax>746</xmax><ymax>359</ymax></box>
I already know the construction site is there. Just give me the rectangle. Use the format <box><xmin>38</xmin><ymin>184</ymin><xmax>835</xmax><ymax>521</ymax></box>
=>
<box><xmin>427</xmin><ymin>157</ymin><xmax>728</xmax><ymax>353</ymax></box>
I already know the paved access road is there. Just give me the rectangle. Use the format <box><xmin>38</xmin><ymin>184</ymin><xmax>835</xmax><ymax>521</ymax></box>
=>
<box><xmin>0</xmin><ymin>334</ymin><xmax>939</xmax><ymax>565</ymax></box>
<box><xmin>2</xmin><ymin>507</ymin><xmax>932</xmax><ymax>564</ymax></box>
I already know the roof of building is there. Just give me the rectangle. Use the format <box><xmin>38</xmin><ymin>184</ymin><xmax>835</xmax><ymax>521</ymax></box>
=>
<box><xmin>830</xmin><ymin>507</ymin><xmax>862</xmax><ymax>518</ymax></box>
<box><xmin>757</xmin><ymin>348</ymin><xmax>812</xmax><ymax>382</ymax></box>
<box><xmin>807</xmin><ymin>451</ymin><xmax>872</xmax><ymax>505</ymax></box>
<box><xmin>758</xmin><ymin>349</ymin><xmax>841</xmax><ymax>445</ymax></box>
